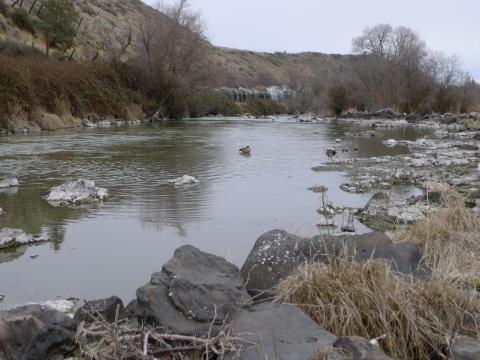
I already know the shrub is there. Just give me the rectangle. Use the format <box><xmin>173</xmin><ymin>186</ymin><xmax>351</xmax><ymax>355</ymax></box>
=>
<box><xmin>327</xmin><ymin>84</ymin><xmax>349</xmax><ymax>115</ymax></box>
<box><xmin>277</xmin><ymin>259</ymin><xmax>480</xmax><ymax>360</ymax></box>
<box><xmin>10</xmin><ymin>8</ymin><xmax>35</xmax><ymax>34</ymax></box>
<box><xmin>244</xmin><ymin>98</ymin><xmax>288</xmax><ymax>116</ymax></box>
<box><xmin>0</xmin><ymin>55</ymin><xmax>135</xmax><ymax>127</ymax></box>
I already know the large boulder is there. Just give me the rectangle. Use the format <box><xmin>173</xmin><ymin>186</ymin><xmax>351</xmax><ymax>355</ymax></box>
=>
<box><xmin>131</xmin><ymin>245</ymin><xmax>251</xmax><ymax>336</ymax></box>
<box><xmin>0</xmin><ymin>305</ymin><xmax>76</xmax><ymax>360</ymax></box>
<box><xmin>451</xmin><ymin>336</ymin><xmax>480</xmax><ymax>360</ymax></box>
<box><xmin>242</xmin><ymin>230</ymin><xmax>421</xmax><ymax>295</ymax></box>
<box><xmin>333</xmin><ymin>336</ymin><xmax>393</xmax><ymax>360</ymax></box>
<box><xmin>226</xmin><ymin>302</ymin><xmax>336</xmax><ymax>360</ymax></box>
<box><xmin>46</xmin><ymin>179</ymin><xmax>109</xmax><ymax>205</ymax></box>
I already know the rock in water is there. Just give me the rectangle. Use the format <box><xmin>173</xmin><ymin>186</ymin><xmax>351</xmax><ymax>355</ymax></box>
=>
<box><xmin>383</xmin><ymin>138</ymin><xmax>398</xmax><ymax>147</ymax></box>
<box><xmin>0</xmin><ymin>305</ymin><xmax>76</xmax><ymax>360</ymax></box>
<box><xmin>168</xmin><ymin>175</ymin><xmax>200</xmax><ymax>186</ymax></box>
<box><xmin>47</xmin><ymin>179</ymin><xmax>109</xmax><ymax>204</ymax></box>
<box><xmin>131</xmin><ymin>245</ymin><xmax>251</xmax><ymax>336</ymax></box>
<box><xmin>0</xmin><ymin>176</ymin><xmax>19</xmax><ymax>188</ymax></box>
<box><xmin>0</xmin><ymin>228</ymin><xmax>49</xmax><ymax>250</ymax></box>
<box><xmin>225</xmin><ymin>303</ymin><xmax>336</xmax><ymax>360</ymax></box>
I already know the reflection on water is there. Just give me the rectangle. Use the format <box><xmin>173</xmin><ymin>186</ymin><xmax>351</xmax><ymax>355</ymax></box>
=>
<box><xmin>0</xmin><ymin>119</ymin><xmax>432</xmax><ymax>308</ymax></box>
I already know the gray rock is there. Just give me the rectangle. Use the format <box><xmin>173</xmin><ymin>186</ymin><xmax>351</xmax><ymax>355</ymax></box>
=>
<box><xmin>132</xmin><ymin>245</ymin><xmax>251</xmax><ymax>336</ymax></box>
<box><xmin>0</xmin><ymin>176</ymin><xmax>19</xmax><ymax>189</ymax></box>
<box><xmin>226</xmin><ymin>302</ymin><xmax>336</xmax><ymax>360</ymax></box>
<box><xmin>0</xmin><ymin>305</ymin><xmax>76</xmax><ymax>360</ymax></box>
<box><xmin>242</xmin><ymin>230</ymin><xmax>404</xmax><ymax>295</ymax></box>
<box><xmin>406</xmin><ymin>113</ymin><xmax>420</xmax><ymax>123</ymax></box>
<box><xmin>47</xmin><ymin>179</ymin><xmax>109</xmax><ymax>205</ymax></box>
<box><xmin>0</xmin><ymin>228</ymin><xmax>49</xmax><ymax>250</ymax></box>
<box><xmin>451</xmin><ymin>336</ymin><xmax>480</xmax><ymax>360</ymax></box>
<box><xmin>356</xmin><ymin>241</ymin><xmax>423</xmax><ymax>274</ymax></box>
<box><xmin>333</xmin><ymin>336</ymin><xmax>393</xmax><ymax>360</ymax></box>
<box><xmin>74</xmin><ymin>296</ymin><xmax>125</xmax><ymax>325</ymax></box>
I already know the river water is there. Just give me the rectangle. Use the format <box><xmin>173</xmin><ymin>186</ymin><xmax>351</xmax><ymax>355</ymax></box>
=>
<box><xmin>0</xmin><ymin>118</ymin><xmax>431</xmax><ymax>308</ymax></box>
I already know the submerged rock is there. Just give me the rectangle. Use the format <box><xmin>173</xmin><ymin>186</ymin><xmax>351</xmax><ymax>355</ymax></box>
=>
<box><xmin>0</xmin><ymin>305</ymin><xmax>76</xmax><ymax>360</ymax></box>
<box><xmin>130</xmin><ymin>245</ymin><xmax>251</xmax><ymax>336</ymax></box>
<box><xmin>168</xmin><ymin>175</ymin><xmax>200</xmax><ymax>186</ymax></box>
<box><xmin>47</xmin><ymin>179</ymin><xmax>109</xmax><ymax>204</ymax></box>
<box><xmin>0</xmin><ymin>176</ymin><xmax>19</xmax><ymax>188</ymax></box>
<box><xmin>226</xmin><ymin>302</ymin><xmax>336</xmax><ymax>360</ymax></box>
<box><xmin>0</xmin><ymin>228</ymin><xmax>49</xmax><ymax>250</ymax></box>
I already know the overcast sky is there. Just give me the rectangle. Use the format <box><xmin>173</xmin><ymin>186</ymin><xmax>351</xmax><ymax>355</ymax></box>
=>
<box><xmin>143</xmin><ymin>0</ymin><xmax>480</xmax><ymax>80</ymax></box>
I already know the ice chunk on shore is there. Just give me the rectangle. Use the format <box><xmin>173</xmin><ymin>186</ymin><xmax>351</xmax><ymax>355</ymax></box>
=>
<box><xmin>47</xmin><ymin>179</ymin><xmax>109</xmax><ymax>204</ymax></box>
<box><xmin>0</xmin><ymin>176</ymin><xmax>19</xmax><ymax>188</ymax></box>
<box><xmin>168</xmin><ymin>175</ymin><xmax>200</xmax><ymax>186</ymax></box>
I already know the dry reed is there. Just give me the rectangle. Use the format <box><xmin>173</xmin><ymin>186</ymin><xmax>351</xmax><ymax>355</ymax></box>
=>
<box><xmin>276</xmin><ymin>258</ymin><xmax>480</xmax><ymax>360</ymax></box>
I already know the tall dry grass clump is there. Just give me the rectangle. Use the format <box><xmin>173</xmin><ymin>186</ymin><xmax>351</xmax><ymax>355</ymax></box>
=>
<box><xmin>399</xmin><ymin>190</ymin><xmax>480</xmax><ymax>285</ymax></box>
<box><xmin>276</xmin><ymin>259</ymin><xmax>480</xmax><ymax>360</ymax></box>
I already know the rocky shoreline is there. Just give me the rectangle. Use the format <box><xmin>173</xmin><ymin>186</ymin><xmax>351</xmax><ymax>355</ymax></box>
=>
<box><xmin>0</xmin><ymin>232</ymin><xmax>477</xmax><ymax>359</ymax></box>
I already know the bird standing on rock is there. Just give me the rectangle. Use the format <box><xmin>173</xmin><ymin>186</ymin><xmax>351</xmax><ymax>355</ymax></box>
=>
<box><xmin>239</xmin><ymin>145</ymin><xmax>251</xmax><ymax>155</ymax></box>
<box><xmin>326</xmin><ymin>148</ymin><xmax>337</xmax><ymax>162</ymax></box>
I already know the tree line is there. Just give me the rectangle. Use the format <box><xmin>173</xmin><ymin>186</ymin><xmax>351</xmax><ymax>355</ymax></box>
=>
<box><xmin>326</xmin><ymin>24</ymin><xmax>478</xmax><ymax>115</ymax></box>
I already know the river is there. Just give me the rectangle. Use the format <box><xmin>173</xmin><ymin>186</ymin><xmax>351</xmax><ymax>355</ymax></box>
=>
<box><xmin>0</xmin><ymin>117</ymin><xmax>431</xmax><ymax>308</ymax></box>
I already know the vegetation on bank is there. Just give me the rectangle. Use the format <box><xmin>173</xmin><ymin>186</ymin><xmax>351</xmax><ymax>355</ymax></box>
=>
<box><xmin>0</xmin><ymin>55</ymin><xmax>141</xmax><ymax>128</ymax></box>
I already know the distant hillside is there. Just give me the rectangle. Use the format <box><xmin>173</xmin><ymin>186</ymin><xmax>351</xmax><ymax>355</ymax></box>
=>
<box><xmin>209</xmin><ymin>47</ymin><xmax>355</xmax><ymax>88</ymax></box>
<box><xmin>0</xmin><ymin>0</ymin><xmax>354</xmax><ymax>88</ymax></box>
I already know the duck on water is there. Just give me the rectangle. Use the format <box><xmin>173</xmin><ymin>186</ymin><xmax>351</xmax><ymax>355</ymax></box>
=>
<box><xmin>239</xmin><ymin>145</ymin><xmax>251</xmax><ymax>155</ymax></box>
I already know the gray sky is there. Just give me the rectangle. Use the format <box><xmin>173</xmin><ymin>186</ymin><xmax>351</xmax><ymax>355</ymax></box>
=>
<box><xmin>143</xmin><ymin>0</ymin><xmax>480</xmax><ymax>80</ymax></box>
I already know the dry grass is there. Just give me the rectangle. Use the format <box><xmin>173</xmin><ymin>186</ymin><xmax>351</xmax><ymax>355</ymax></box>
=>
<box><xmin>276</xmin><ymin>259</ymin><xmax>480</xmax><ymax>360</ymax></box>
<box><xmin>398</xmin><ymin>190</ymin><xmax>480</xmax><ymax>285</ymax></box>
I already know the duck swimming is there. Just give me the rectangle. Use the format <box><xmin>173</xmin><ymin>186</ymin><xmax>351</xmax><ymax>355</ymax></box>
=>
<box><xmin>239</xmin><ymin>145</ymin><xmax>251</xmax><ymax>155</ymax></box>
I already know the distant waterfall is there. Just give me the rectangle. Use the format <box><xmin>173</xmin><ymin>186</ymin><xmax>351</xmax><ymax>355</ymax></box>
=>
<box><xmin>216</xmin><ymin>86</ymin><xmax>294</xmax><ymax>103</ymax></box>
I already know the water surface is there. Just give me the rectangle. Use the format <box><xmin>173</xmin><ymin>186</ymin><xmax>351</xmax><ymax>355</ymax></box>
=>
<box><xmin>0</xmin><ymin>118</ymin><xmax>430</xmax><ymax>308</ymax></box>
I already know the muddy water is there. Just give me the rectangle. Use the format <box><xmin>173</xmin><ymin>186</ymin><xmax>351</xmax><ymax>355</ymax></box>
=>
<box><xmin>0</xmin><ymin>118</ymin><xmax>431</xmax><ymax>308</ymax></box>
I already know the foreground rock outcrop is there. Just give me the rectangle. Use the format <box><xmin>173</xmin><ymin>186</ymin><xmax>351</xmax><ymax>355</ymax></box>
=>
<box><xmin>226</xmin><ymin>302</ymin><xmax>337</xmax><ymax>360</ymax></box>
<box><xmin>241</xmin><ymin>230</ymin><xmax>422</xmax><ymax>295</ymax></box>
<box><xmin>332</xmin><ymin>337</ymin><xmax>394</xmax><ymax>360</ymax></box>
<box><xmin>47</xmin><ymin>179</ymin><xmax>109</xmax><ymax>205</ymax></box>
<box><xmin>0</xmin><ymin>305</ymin><xmax>76</xmax><ymax>360</ymax></box>
<box><xmin>130</xmin><ymin>245</ymin><xmax>251</xmax><ymax>335</ymax></box>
